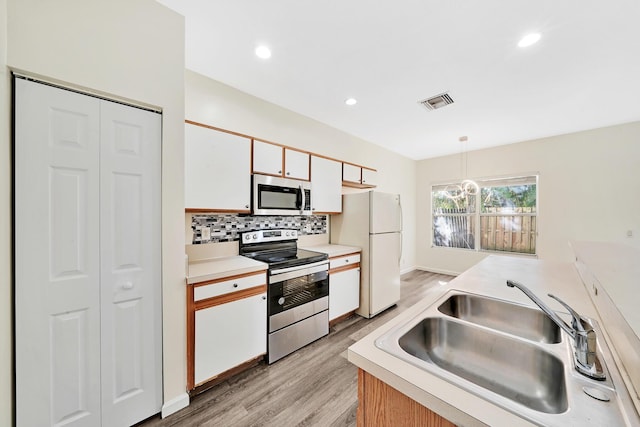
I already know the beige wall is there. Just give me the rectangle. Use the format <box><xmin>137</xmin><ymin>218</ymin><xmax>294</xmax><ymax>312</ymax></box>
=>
<box><xmin>416</xmin><ymin>121</ymin><xmax>640</xmax><ymax>275</ymax></box>
<box><xmin>2</xmin><ymin>0</ymin><xmax>186</xmax><ymax>423</ymax></box>
<box><xmin>185</xmin><ymin>70</ymin><xmax>417</xmax><ymax>272</ymax></box>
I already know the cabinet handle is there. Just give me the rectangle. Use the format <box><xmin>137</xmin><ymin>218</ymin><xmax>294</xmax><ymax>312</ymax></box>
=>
<box><xmin>286</xmin><ymin>171</ymin><xmax>290</xmax><ymax>175</ymax></box>
<box><xmin>345</xmin><ymin>259</ymin><xmax>349</xmax><ymax>263</ymax></box>
<box><xmin>278</xmin><ymin>170</ymin><xmax>282</xmax><ymax>174</ymax></box>
<box><xmin>233</xmin><ymin>283</ymin><xmax>238</xmax><ymax>288</ymax></box>
<box><xmin>122</xmin><ymin>281</ymin><xmax>134</xmax><ymax>290</ymax></box>
<box><xmin>245</xmin><ymin>204</ymin><xmax>249</xmax><ymax>209</ymax></box>
<box><xmin>262</xmin><ymin>296</ymin><xmax>266</xmax><ymax>300</ymax></box>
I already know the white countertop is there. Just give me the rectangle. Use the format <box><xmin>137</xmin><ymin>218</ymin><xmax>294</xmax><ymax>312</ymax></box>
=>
<box><xmin>300</xmin><ymin>244</ymin><xmax>361</xmax><ymax>258</ymax></box>
<box><xmin>186</xmin><ymin>244</ymin><xmax>359</xmax><ymax>284</ymax></box>
<box><xmin>347</xmin><ymin>255</ymin><xmax>638</xmax><ymax>426</ymax></box>
<box><xmin>186</xmin><ymin>256</ymin><xmax>267</xmax><ymax>284</ymax></box>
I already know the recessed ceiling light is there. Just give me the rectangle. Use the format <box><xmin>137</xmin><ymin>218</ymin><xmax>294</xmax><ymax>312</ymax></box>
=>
<box><xmin>345</xmin><ymin>98</ymin><xmax>357</xmax><ymax>106</ymax></box>
<box><xmin>518</xmin><ymin>33</ymin><xmax>541</xmax><ymax>48</ymax></box>
<box><xmin>255</xmin><ymin>45</ymin><xmax>271</xmax><ymax>59</ymax></box>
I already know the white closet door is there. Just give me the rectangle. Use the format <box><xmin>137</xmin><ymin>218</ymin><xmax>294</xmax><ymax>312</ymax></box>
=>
<box><xmin>99</xmin><ymin>101</ymin><xmax>162</xmax><ymax>426</ymax></box>
<box><xmin>15</xmin><ymin>78</ymin><xmax>102</xmax><ymax>426</ymax></box>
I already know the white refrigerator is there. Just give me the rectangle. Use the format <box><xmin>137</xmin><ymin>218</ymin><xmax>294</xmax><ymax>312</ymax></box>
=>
<box><xmin>330</xmin><ymin>191</ymin><xmax>402</xmax><ymax>318</ymax></box>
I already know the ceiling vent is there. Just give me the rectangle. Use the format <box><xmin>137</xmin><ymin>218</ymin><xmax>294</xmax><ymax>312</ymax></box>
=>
<box><xmin>419</xmin><ymin>92</ymin><xmax>454</xmax><ymax>111</ymax></box>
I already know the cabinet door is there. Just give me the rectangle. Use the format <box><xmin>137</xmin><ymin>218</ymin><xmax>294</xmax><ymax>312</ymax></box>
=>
<box><xmin>185</xmin><ymin>123</ymin><xmax>251</xmax><ymax>211</ymax></box>
<box><xmin>343</xmin><ymin>163</ymin><xmax>362</xmax><ymax>184</ymax></box>
<box><xmin>285</xmin><ymin>148</ymin><xmax>310</xmax><ymax>180</ymax></box>
<box><xmin>311</xmin><ymin>156</ymin><xmax>342</xmax><ymax>213</ymax></box>
<box><xmin>194</xmin><ymin>293</ymin><xmax>267</xmax><ymax>385</ymax></box>
<box><xmin>329</xmin><ymin>268</ymin><xmax>360</xmax><ymax>320</ymax></box>
<box><xmin>361</xmin><ymin>168</ymin><xmax>377</xmax><ymax>187</ymax></box>
<box><xmin>253</xmin><ymin>140</ymin><xmax>283</xmax><ymax>176</ymax></box>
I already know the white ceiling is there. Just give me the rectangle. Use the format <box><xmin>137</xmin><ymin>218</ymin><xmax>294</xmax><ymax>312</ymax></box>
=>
<box><xmin>157</xmin><ymin>0</ymin><xmax>640</xmax><ymax>160</ymax></box>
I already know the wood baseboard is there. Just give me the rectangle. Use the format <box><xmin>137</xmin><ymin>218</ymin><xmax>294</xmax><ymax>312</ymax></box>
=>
<box><xmin>189</xmin><ymin>355</ymin><xmax>265</xmax><ymax>397</ymax></box>
<box><xmin>329</xmin><ymin>310</ymin><xmax>356</xmax><ymax>328</ymax></box>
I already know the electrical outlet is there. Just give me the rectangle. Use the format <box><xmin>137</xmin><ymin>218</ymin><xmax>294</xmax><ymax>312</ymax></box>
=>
<box><xmin>201</xmin><ymin>226</ymin><xmax>211</xmax><ymax>240</ymax></box>
<box><xmin>627</xmin><ymin>230</ymin><xmax>633</xmax><ymax>238</ymax></box>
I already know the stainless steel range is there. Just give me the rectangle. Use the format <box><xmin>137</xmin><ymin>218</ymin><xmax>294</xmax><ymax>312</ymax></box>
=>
<box><xmin>240</xmin><ymin>229</ymin><xmax>329</xmax><ymax>363</ymax></box>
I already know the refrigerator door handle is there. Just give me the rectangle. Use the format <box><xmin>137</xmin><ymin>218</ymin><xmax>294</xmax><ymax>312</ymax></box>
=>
<box><xmin>398</xmin><ymin>197</ymin><xmax>403</xmax><ymax>266</ymax></box>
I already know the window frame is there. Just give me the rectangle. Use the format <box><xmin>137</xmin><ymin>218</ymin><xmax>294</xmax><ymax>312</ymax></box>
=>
<box><xmin>431</xmin><ymin>175</ymin><xmax>538</xmax><ymax>255</ymax></box>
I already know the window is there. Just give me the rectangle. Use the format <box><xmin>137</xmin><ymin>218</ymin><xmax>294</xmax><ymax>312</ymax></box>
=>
<box><xmin>432</xmin><ymin>176</ymin><xmax>537</xmax><ymax>254</ymax></box>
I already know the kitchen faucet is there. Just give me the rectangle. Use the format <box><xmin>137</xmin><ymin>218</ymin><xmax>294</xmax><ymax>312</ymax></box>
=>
<box><xmin>506</xmin><ymin>280</ymin><xmax>606</xmax><ymax>380</ymax></box>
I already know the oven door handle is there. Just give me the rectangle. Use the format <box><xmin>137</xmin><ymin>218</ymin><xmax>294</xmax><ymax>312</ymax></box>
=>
<box><xmin>269</xmin><ymin>260</ymin><xmax>328</xmax><ymax>278</ymax></box>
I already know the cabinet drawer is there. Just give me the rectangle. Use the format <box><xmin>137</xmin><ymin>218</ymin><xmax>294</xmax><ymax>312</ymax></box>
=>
<box><xmin>329</xmin><ymin>253</ymin><xmax>361</xmax><ymax>270</ymax></box>
<box><xmin>194</xmin><ymin>272</ymin><xmax>266</xmax><ymax>301</ymax></box>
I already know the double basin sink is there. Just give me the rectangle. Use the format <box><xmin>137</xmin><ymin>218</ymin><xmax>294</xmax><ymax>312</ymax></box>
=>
<box><xmin>375</xmin><ymin>291</ymin><xmax>633</xmax><ymax>426</ymax></box>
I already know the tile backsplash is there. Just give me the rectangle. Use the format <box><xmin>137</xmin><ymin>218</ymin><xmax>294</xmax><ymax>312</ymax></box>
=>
<box><xmin>191</xmin><ymin>214</ymin><xmax>327</xmax><ymax>244</ymax></box>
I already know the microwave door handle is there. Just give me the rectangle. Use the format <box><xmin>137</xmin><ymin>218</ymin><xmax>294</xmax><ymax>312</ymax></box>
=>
<box><xmin>299</xmin><ymin>184</ymin><xmax>305</xmax><ymax>214</ymax></box>
<box><xmin>295</xmin><ymin>185</ymin><xmax>302</xmax><ymax>211</ymax></box>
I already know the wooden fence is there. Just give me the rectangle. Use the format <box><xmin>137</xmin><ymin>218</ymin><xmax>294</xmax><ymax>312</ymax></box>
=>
<box><xmin>433</xmin><ymin>207</ymin><xmax>536</xmax><ymax>254</ymax></box>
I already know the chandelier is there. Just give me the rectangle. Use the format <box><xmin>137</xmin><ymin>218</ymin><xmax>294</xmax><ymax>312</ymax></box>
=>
<box><xmin>444</xmin><ymin>136</ymin><xmax>479</xmax><ymax>200</ymax></box>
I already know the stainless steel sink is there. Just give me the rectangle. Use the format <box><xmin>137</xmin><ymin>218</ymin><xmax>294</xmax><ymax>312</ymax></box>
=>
<box><xmin>398</xmin><ymin>316</ymin><xmax>567</xmax><ymax>413</ymax></box>
<box><xmin>375</xmin><ymin>290</ymin><xmax>632</xmax><ymax>426</ymax></box>
<box><xmin>437</xmin><ymin>293</ymin><xmax>562</xmax><ymax>343</ymax></box>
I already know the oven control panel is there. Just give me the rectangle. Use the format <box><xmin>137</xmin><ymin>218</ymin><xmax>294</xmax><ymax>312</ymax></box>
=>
<box><xmin>241</xmin><ymin>229</ymin><xmax>298</xmax><ymax>244</ymax></box>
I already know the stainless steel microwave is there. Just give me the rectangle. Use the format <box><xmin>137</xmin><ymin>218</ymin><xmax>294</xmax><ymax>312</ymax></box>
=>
<box><xmin>252</xmin><ymin>174</ymin><xmax>312</xmax><ymax>216</ymax></box>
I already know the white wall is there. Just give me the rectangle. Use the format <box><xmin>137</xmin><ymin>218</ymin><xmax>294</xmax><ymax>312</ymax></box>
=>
<box><xmin>416</xmin><ymin>121</ymin><xmax>640</xmax><ymax>275</ymax></box>
<box><xmin>3</xmin><ymin>0</ymin><xmax>186</xmax><ymax>423</ymax></box>
<box><xmin>185</xmin><ymin>70</ymin><xmax>417</xmax><ymax>272</ymax></box>
<box><xmin>0</xmin><ymin>0</ymin><xmax>11</xmax><ymax>425</ymax></box>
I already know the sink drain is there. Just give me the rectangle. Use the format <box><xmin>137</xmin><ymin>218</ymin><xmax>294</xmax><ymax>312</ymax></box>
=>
<box><xmin>583</xmin><ymin>386</ymin><xmax>611</xmax><ymax>402</ymax></box>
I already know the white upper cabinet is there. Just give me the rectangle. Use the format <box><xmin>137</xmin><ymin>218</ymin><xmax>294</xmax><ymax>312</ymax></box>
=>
<box><xmin>311</xmin><ymin>156</ymin><xmax>342</xmax><ymax>213</ymax></box>
<box><xmin>343</xmin><ymin>163</ymin><xmax>377</xmax><ymax>188</ymax></box>
<box><xmin>284</xmin><ymin>148</ymin><xmax>310</xmax><ymax>180</ymax></box>
<box><xmin>361</xmin><ymin>168</ymin><xmax>378</xmax><ymax>187</ymax></box>
<box><xmin>185</xmin><ymin>123</ymin><xmax>251</xmax><ymax>211</ymax></box>
<box><xmin>343</xmin><ymin>163</ymin><xmax>362</xmax><ymax>184</ymax></box>
<box><xmin>252</xmin><ymin>140</ymin><xmax>283</xmax><ymax>176</ymax></box>
<box><xmin>253</xmin><ymin>140</ymin><xmax>310</xmax><ymax>180</ymax></box>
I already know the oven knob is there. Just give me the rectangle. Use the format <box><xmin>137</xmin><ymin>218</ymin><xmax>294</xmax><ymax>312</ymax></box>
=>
<box><xmin>278</xmin><ymin>297</ymin><xmax>285</xmax><ymax>306</ymax></box>
<box><xmin>292</xmin><ymin>231</ymin><xmax>297</xmax><ymax>237</ymax></box>
<box><xmin>253</xmin><ymin>233</ymin><xmax>258</xmax><ymax>239</ymax></box>
<box><xmin>285</xmin><ymin>231</ymin><xmax>290</xmax><ymax>237</ymax></box>
<box><xmin>245</xmin><ymin>235</ymin><xmax>251</xmax><ymax>241</ymax></box>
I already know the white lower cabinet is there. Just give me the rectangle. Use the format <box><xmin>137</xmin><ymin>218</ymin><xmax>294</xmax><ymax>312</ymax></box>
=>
<box><xmin>329</xmin><ymin>260</ymin><xmax>361</xmax><ymax>321</ymax></box>
<box><xmin>191</xmin><ymin>275</ymin><xmax>267</xmax><ymax>387</ymax></box>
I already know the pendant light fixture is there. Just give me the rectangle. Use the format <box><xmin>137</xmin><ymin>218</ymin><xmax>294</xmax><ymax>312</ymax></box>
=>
<box><xmin>444</xmin><ymin>136</ymin><xmax>479</xmax><ymax>200</ymax></box>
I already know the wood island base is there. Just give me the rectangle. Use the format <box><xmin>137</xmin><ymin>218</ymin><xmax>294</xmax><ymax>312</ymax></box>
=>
<box><xmin>357</xmin><ymin>369</ymin><xmax>456</xmax><ymax>427</ymax></box>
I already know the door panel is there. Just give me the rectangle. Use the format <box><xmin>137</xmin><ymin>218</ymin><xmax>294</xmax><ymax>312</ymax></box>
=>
<box><xmin>50</xmin><ymin>167</ymin><xmax>89</xmax><ymax>280</ymax></box>
<box><xmin>369</xmin><ymin>233</ymin><xmax>401</xmax><ymax>315</ymax></box>
<box><xmin>15</xmin><ymin>78</ymin><xmax>102</xmax><ymax>427</ymax></box>
<box><xmin>50</xmin><ymin>309</ymin><xmax>92</xmax><ymax>426</ymax></box>
<box><xmin>370</xmin><ymin>192</ymin><xmax>402</xmax><ymax>233</ymax></box>
<box><xmin>100</xmin><ymin>100</ymin><xmax>162</xmax><ymax>426</ymax></box>
<box><xmin>113</xmin><ymin>298</ymin><xmax>143</xmax><ymax>402</ymax></box>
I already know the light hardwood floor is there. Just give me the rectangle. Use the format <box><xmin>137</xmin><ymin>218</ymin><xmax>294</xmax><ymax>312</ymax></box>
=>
<box><xmin>139</xmin><ymin>270</ymin><xmax>454</xmax><ymax>427</ymax></box>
